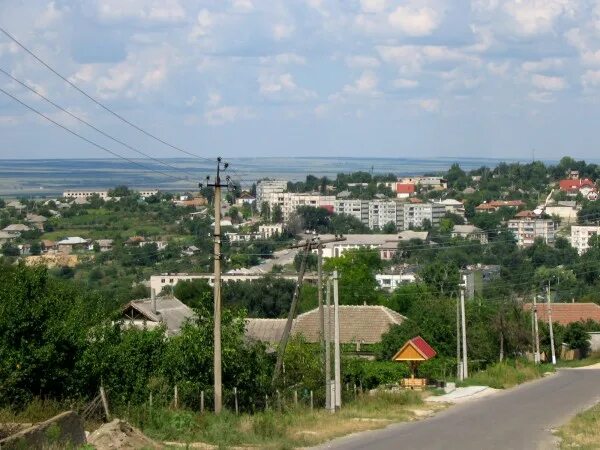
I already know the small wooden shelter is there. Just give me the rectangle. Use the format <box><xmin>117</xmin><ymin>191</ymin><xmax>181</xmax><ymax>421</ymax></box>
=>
<box><xmin>391</xmin><ymin>336</ymin><xmax>437</xmax><ymax>389</ymax></box>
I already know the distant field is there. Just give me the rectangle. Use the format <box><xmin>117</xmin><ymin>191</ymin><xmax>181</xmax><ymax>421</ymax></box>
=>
<box><xmin>0</xmin><ymin>156</ymin><xmax>527</xmax><ymax>197</ymax></box>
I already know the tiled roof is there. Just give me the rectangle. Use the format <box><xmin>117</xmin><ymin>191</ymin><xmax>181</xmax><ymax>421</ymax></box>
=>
<box><xmin>396</xmin><ymin>183</ymin><xmax>416</xmax><ymax>194</ymax></box>
<box><xmin>122</xmin><ymin>297</ymin><xmax>196</xmax><ymax>336</ymax></box>
<box><xmin>410</xmin><ymin>336</ymin><xmax>437</xmax><ymax>359</ymax></box>
<box><xmin>245</xmin><ymin>318</ymin><xmax>287</xmax><ymax>343</ymax></box>
<box><xmin>523</xmin><ymin>302</ymin><xmax>600</xmax><ymax>325</ymax></box>
<box><xmin>559</xmin><ymin>179</ymin><xmax>596</xmax><ymax>191</ymax></box>
<box><xmin>292</xmin><ymin>305</ymin><xmax>406</xmax><ymax>344</ymax></box>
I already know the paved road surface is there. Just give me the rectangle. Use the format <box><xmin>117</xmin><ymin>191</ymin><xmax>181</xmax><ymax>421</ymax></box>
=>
<box><xmin>316</xmin><ymin>368</ymin><xmax>600</xmax><ymax>450</ymax></box>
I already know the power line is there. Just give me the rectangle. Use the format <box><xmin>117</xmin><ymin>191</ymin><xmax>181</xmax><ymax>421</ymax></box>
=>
<box><xmin>0</xmin><ymin>26</ymin><xmax>213</xmax><ymax>163</ymax></box>
<box><xmin>0</xmin><ymin>67</ymin><xmax>197</xmax><ymax>179</ymax></box>
<box><xmin>0</xmin><ymin>87</ymin><xmax>190</xmax><ymax>182</ymax></box>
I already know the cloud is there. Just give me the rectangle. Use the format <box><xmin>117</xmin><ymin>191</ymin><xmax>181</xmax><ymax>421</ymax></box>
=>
<box><xmin>582</xmin><ymin>70</ymin><xmax>600</xmax><ymax>89</ymax></box>
<box><xmin>189</xmin><ymin>9</ymin><xmax>215</xmax><ymax>40</ymax></box>
<box><xmin>260</xmin><ymin>53</ymin><xmax>306</xmax><ymax>65</ymax></box>
<box><xmin>258</xmin><ymin>72</ymin><xmax>316</xmax><ymax>101</ymax></box>
<box><xmin>503</xmin><ymin>0</ymin><xmax>575</xmax><ymax>36</ymax></box>
<box><xmin>93</xmin><ymin>0</ymin><xmax>185</xmax><ymax>24</ymax></box>
<box><xmin>377</xmin><ymin>45</ymin><xmax>478</xmax><ymax>74</ymax></box>
<box><xmin>0</xmin><ymin>115</ymin><xmax>21</xmax><ymax>127</ymax></box>
<box><xmin>343</xmin><ymin>71</ymin><xmax>379</xmax><ymax>95</ymax></box>
<box><xmin>388</xmin><ymin>4</ymin><xmax>441</xmax><ymax>36</ymax></box>
<box><xmin>360</xmin><ymin>0</ymin><xmax>387</xmax><ymax>13</ymax></box>
<box><xmin>531</xmin><ymin>74</ymin><xmax>567</xmax><ymax>91</ymax></box>
<box><xmin>392</xmin><ymin>78</ymin><xmax>419</xmax><ymax>89</ymax></box>
<box><xmin>204</xmin><ymin>106</ymin><xmax>253</xmax><ymax>125</ymax></box>
<box><xmin>522</xmin><ymin>58</ymin><xmax>564</xmax><ymax>72</ymax></box>
<box><xmin>35</xmin><ymin>1</ymin><xmax>64</xmax><ymax>29</ymax></box>
<box><xmin>231</xmin><ymin>0</ymin><xmax>254</xmax><ymax>13</ymax></box>
<box><xmin>273</xmin><ymin>23</ymin><xmax>295</xmax><ymax>40</ymax></box>
<box><xmin>414</xmin><ymin>98</ymin><xmax>440</xmax><ymax>112</ymax></box>
<box><xmin>345</xmin><ymin>55</ymin><xmax>380</xmax><ymax>69</ymax></box>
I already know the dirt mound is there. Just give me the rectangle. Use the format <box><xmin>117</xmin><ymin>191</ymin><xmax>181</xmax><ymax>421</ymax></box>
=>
<box><xmin>87</xmin><ymin>419</ymin><xmax>162</xmax><ymax>449</ymax></box>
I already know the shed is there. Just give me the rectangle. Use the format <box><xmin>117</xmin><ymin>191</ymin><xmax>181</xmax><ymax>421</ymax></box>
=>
<box><xmin>121</xmin><ymin>297</ymin><xmax>196</xmax><ymax>336</ymax></box>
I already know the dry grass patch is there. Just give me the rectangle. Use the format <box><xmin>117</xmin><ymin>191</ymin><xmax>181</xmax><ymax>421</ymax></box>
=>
<box><xmin>558</xmin><ymin>402</ymin><xmax>600</xmax><ymax>449</ymax></box>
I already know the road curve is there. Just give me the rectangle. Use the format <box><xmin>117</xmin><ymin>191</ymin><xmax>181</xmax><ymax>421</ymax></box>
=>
<box><xmin>315</xmin><ymin>368</ymin><xmax>600</xmax><ymax>450</ymax></box>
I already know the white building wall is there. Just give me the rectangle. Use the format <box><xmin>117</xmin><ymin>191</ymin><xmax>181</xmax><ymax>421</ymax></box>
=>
<box><xmin>571</xmin><ymin>225</ymin><xmax>600</xmax><ymax>255</ymax></box>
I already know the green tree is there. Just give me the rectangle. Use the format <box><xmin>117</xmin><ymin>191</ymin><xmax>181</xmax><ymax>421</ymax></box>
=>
<box><xmin>272</xmin><ymin>204</ymin><xmax>284</xmax><ymax>223</ymax></box>
<box><xmin>260</xmin><ymin>202</ymin><xmax>271</xmax><ymax>221</ymax></box>
<box><xmin>563</xmin><ymin>322</ymin><xmax>591</xmax><ymax>356</ymax></box>
<box><xmin>420</xmin><ymin>261</ymin><xmax>460</xmax><ymax>297</ymax></box>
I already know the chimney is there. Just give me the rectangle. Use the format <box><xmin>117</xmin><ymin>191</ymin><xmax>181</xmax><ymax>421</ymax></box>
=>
<box><xmin>151</xmin><ymin>288</ymin><xmax>157</xmax><ymax>315</ymax></box>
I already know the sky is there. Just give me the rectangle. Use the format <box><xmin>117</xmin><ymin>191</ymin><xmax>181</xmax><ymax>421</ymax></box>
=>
<box><xmin>0</xmin><ymin>0</ymin><xmax>600</xmax><ymax>161</ymax></box>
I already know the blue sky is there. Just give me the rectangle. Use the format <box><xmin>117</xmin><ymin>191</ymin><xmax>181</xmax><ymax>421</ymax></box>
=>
<box><xmin>0</xmin><ymin>0</ymin><xmax>600</xmax><ymax>160</ymax></box>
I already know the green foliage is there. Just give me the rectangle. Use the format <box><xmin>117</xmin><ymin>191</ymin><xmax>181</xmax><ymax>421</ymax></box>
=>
<box><xmin>564</xmin><ymin>322</ymin><xmax>592</xmax><ymax>355</ymax></box>
<box><xmin>343</xmin><ymin>359</ymin><xmax>408</xmax><ymax>389</ymax></box>
<box><xmin>458</xmin><ymin>360</ymin><xmax>548</xmax><ymax>389</ymax></box>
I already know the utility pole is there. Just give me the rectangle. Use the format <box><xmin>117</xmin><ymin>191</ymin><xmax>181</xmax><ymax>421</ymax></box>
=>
<box><xmin>547</xmin><ymin>284</ymin><xmax>557</xmax><ymax>365</ymax></box>
<box><xmin>532</xmin><ymin>293</ymin><xmax>541</xmax><ymax>364</ymax></box>
<box><xmin>333</xmin><ymin>270</ymin><xmax>341</xmax><ymax>410</ymax></box>
<box><xmin>317</xmin><ymin>242</ymin><xmax>329</xmax><ymax>410</ymax></box>
<box><xmin>456</xmin><ymin>293</ymin><xmax>462</xmax><ymax>380</ymax></box>
<box><xmin>204</xmin><ymin>157</ymin><xmax>230</xmax><ymax>414</ymax></box>
<box><xmin>272</xmin><ymin>235</ymin><xmax>346</xmax><ymax>388</ymax></box>
<box><xmin>460</xmin><ymin>275</ymin><xmax>468</xmax><ymax>379</ymax></box>
<box><xmin>325</xmin><ymin>279</ymin><xmax>333</xmax><ymax>412</ymax></box>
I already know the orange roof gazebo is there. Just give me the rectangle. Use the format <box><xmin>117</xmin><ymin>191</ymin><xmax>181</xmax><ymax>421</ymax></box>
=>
<box><xmin>391</xmin><ymin>336</ymin><xmax>437</xmax><ymax>389</ymax></box>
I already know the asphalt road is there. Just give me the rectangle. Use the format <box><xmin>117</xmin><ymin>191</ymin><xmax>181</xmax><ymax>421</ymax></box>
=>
<box><xmin>316</xmin><ymin>368</ymin><xmax>600</xmax><ymax>450</ymax></box>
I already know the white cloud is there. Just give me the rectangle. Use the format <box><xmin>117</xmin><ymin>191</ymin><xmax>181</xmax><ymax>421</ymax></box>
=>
<box><xmin>35</xmin><ymin>1</ymin><xmax>64</xmax><ymax>28</ymax></box>
<box><xmin>487</xmin><ymin>61</ymin><xmax>510</xmax><ymax>76</ymax></box>
<box><xmin>258</xmin><ymin>72</ymin><xmax>316</xmax><ymax>101</ymax></box>
<box><xmin>529</xmin><ymin>91</ymin><xmax>555</xmax><ymax>103</ymax></box>
<box><xmin>231</xmin><ymin>0</ymin><xmax>254</xmax><ymax>13</ymax></box>
<box><xmin>94</xmin><ymin>0</ymin><xmax>185</xmax><ymax>24</ymax></box>
<box><xmin>260</xmin><ymin>53</ymin><xmax>306</xmax><ymax>65</ymax></box>
<box><xmin>388</xmin><ymin>4</ymin><xmax>441</xmax><ymax>36</ymax></box>
<box><xmin>392</xmin><ymin>78</ymin><xmax>419</xmax><ymax>89</ymax></box>
<box><xmin>273</xmin><ymin>23</ymin><xmax>295</xmax><ymax>40</ymax></box>
<box><xmin>582</xmin><ymin>70</ymin><xmax>600</xmax><ymax>88</ymax></box>
<box><xmin>204</xmin><ymin>106</ymin><xmax>253</xmax><ymax>125</ymax></box>
<box><xmin>503</xmin><ymin>0</ymin><xmax>575</xmax><ymax>36</ymax></box>
<box><xmin>377</xmin><ymin>45</ymin><xmax>478</xmax><ymax>74</ymax></box>
<box><xmin>522</xmin><ymin>58</ymin><xmax>564</xmax><ymax>72</ymax></box>
<box><xmin>343</xmin><ymin>71</ymin><xmax>379</xmax><ymax>95</ymax></box>
<box><xmin>415</xmin><ymin>98</ymin><xmax>440</xmax><ymax>112</ymax></box>
<box><xmin>360</xmin><ymin>0</ymin><xmax>387</xmax><ymax>13</ymax></box>
<box><xmin>345</xmin><ymin>55</ymin><xmax>380</xmax><ymax>69</ymax></box>
<box><xmin>189</xmin><ymin>9</ymin><xmax>215</xmax><ymax>40</ymax></box>
<box><xmin>69</xmin><ymin>65</ymin><xmax>96</xmax><ymax>84</ymax></box>
<box><xmin>207</xmin><ymin>92</ymin><xmax>222</xmax><ymax>107</ymax></box>
<box><xmin>531</xmin><ymin>74</ymin><xmax>567</xmax><ymax>91</ymax></box>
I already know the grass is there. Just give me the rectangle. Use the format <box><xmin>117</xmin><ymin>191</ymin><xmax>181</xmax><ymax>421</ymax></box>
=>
<box><xmin>457</xmin><ymin>360</ymin><xmax>554</xmax><ymax>389</ymax></box>
<box><xmin>558</xmin><ymin>402</ymin><xmax>600</xmax><ymax>449</ymax></box>
<box><xmin>123</xmin><ymin>390</ymin><xmax>434</xmax><ymax>449</ymax></box>
<box><xmin>556</xmin><ymin>353</ymin><xmax>600</xmax><ymax>368</ymax></box>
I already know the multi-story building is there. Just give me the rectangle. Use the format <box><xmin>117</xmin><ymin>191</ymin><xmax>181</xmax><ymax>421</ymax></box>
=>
<box><xmin>255</xmin><ymin>179</ymin><xmax>287</xmax><ymax>208</ymax></box>
<box><xmin>508</xmin><ymin>218</ymin><xmax>556</xmax><ymax>247</ymax></box>
<box><xmin>263</xmin><ymin>192</ymin><xmax>336</xmax><ymax>222</ymax></box>
<box><xmin>571</xmin><ymin>225</ymin><xmax>600</xmax><ymax>255</ymax></box>
<box><xmin>398</xmin><ymin>176</ymin><xmax>448</xmax><ymax>190</ymax></box>
<box><xmin>63</xmin><ymin>190</ymin><xmax>109</xmax><ymax>199</ymax></box>
<box><xmin>368</xmin><ymin>200</ymin><xmax>400</xmax><ymax>230</ymax></box>
<box><xmin>402</xmin><ymin>203</ymin><xmax>445</xmax><ymax>229</ymax></box>
<box><xmin>333</xmin><ymin>199</ymin><xmax>368</xmax><ymax>225</ymax></box>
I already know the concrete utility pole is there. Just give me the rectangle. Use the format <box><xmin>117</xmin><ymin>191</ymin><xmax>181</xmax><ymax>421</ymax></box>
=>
<box><xmin>456</xmin><ymin>293</ymin><xmax>462</xmax><ymax>380</ymax></box>
<box><xmin>204</xmin><ymin>157</ymin><xmax>230</xmax><ymax>414</ymax></box>
<box><xmin>460</xmin><ymin>275</ymin><xmax>468</xmax><ymax>379</ymax></box>
<box><xmin>272</xmin><ymin>235</ymin><xmax>346</xmax><ymax>389</ymax></box>
<box><xmin>325</xmin><ymin>279</ymin><xmax>333</xmax><ymax>412</ymax></box>
<box><xmin>317</xmin><ymin>242</ymin><xmax>329</xmax><ymax>410</ymax></box>
<box><xmin>547</xmin><ymin>284</ymin><xmax>557</xmax><ymax>365</ymax></box>
<box><xmin>532</xmin><ymin>294</ymin><xmax>541</xmax><ymax>364</ymax></box>
<box><xmin>333</xmin><ymin>270</ymin><xmax>341</xmax><ymax>410</ymax></box>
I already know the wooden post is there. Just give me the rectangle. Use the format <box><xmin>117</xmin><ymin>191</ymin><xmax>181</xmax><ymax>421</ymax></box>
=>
<box><xmin>353</xmin><ymin>384</ymin><xmax>357</xmax><ymax>399</ymax></box>
<box><xmin>310</xmin><ymin>390</ymin><xmax>314</xmax><ymax>411</ymax></box>
<box><xmin>294</xmin><ymin>390</ymin><xmax>298</xmax><ymax>406</ymax></box>
<box><xmin>149</xmin><ymin>392</ymin><xmax>153</xmax><ymax>408</ymax></box>
<box><xmin>174</xmin><ymin>385</ymin><xmax>179</xmax><ymax>409</ymax></box>
<box><xmin>265</xmin><ymin>394</ymin><xmax>269</xmax><ymax>410</ymax></box>
<box><xmin>99</xmin><ymin>386</ymin><xmax>111</xmax><ymax>421</ymax></box>
<box><xmin>276</xmin><ymin>389</ymin><xmax>281</xmax><ymax>412</ymax></box>
<box><xmin>200</xmin><ymin>391</ymin><xmax>205</xmax><ymax>413</ymax></box>
<box><xmin>234</xmin><ymin>387</ymin><xmax>239</xmax><ymax>415</ymax></box>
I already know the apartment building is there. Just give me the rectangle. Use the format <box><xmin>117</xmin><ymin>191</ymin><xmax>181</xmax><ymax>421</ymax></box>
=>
<box><xmin>508</xmin><ymin>218</ymin><xmax>556</xmax><ymax>247</ymax></box>
<box><xmin>63</xmin><ymin>190</ymin><xmax>109</xmax><ymax>199</ymax></box>
<box><xmin>571</xmin><ymin>225</ymin><xmax>600</xmax><ymax>255</ymax></box>
<box><xmin>255</xmin><ymin>179</ymin><xmax>287</xmax><ymax>207</ymax></box>
<box><xmin>263</xmin><ymin>192</ymin><xmax>336</xmax><ymax>221</ymax></box>
<box><xmin>402</xmin><ymin>203</ymin><xmax>446</xmax><ymax>229</ymax></box>
<box><xmin>368</xmin><ymin>200</ymin><xmax>400</xmax><ymax>229</ymax></box>
<box><xmin>333</xmin><ymin>199</ymin><xmax>368</xmax><ymax>225</ymax></box>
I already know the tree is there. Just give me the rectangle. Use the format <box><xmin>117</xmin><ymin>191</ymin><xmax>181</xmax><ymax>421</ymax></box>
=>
<box><xmin>173</xmin><ymin>279</ymin><xmax>213</xmax><ymax>310</ymax></box>
<box><xmin>108</xmin><ymin>185</ymin><xmax>131</xmax><ymax>197</ymax></box>
<box><xmin>382</xmin><ymin>221</ymin><xmax>397</xmax><ymax>233</ymax></box>
<box><xmin>386</xmin><ymin>283</ymin><xmax>432</xmax><ymax>315</ymax></box>
<box><xmin>420</xmin><ymin>261</ymin><xmax>460</xmax><ymax>297</ymax></box>
<box><xmin>260</xmin><ymin>202</ymin><xmax>271</xmax><ymax>221</ymax></box>
<box><xmin>323</xmin><ymin>248</ymin><xmax>383</xmax><ymax>305</ymax></box>
<box><xmin>272</xmin><ymin>204</ymin><xmax>283</xmax><ymax>223</ymax></box>
<box><xmin>563</xmin><ymin>322</ymin><xmax>591</xmax><ymax>357</ymax></box>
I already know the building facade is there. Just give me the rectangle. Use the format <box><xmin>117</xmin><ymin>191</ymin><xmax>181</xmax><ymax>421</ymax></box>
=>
<box><xmin>402</xmin><ymin>203</ymin><xmax>445</xmax><ymax>229</ymax></box>
<box><xmin>508</xmin><ymin>218</ymin><xmax>556</xmax><ymax>247</ymax></box>
<box><xmin>255</xmin><ymin>179</ymin><xmax>287</xmax><ymax>208</ymax></box>
<box><xmin>333</xmin><ymin>199</ymin><xmax>368</xmax><ymax>225</ymax></box>
<box><xmin>262</xmin><ymin>192</ymin><xmax>336</xmax><ymax>222</ymax></box>
<box><xmin>571</xmin><ymin>225</ymin><xmax>600</xmax><ymax>255</ymax></box>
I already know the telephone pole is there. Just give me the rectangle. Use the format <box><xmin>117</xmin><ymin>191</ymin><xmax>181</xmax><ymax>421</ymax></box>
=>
<box><xmin>325</xmin><ymin>278</ymin><xmax>333</xmax><ymax>412</ymax></box>
<box><xmin>333</xmin><ymin>270</ymin><xmax>341</xmax><ymax>410</ymax></box>
<box><xmin>204</xmin><ymin>157</ymin><xmax>230</xmax><ymax>414</ymax></box>
<box><xmin>460</xmin><ymin>275</ymin><xmax>468</xmax><ymax>379</ymax></box>
<box><xmin>547</xmin><ymin>284</ymin><xmax>557</xmax><ymax>365</ymax></box>
<box><xmin>532</xmin><ymin>293</ymin><xmax>541</xmax><ymax>364</ymax></box>
<box><xmin>456</xmin><ymin>293</ymin><xmax>462</xmax><ymax>380</ymax></box>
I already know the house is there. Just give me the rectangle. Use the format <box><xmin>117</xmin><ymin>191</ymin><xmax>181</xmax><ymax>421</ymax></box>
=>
<box><xmin>235</xmin><ymin>191</ymin><xmax>256</xmax><ymax>206</ymax></box>
<box><xmin>182</xmin><ymin>245</ymin><xmax>200</xmax><ymax>256</ymax></box>
<box><xmin>244</xmin><ymin>318</ymin><xmax>287</xmax><ymax>345</ymax></box>
<box><xmin>41</xmin><ymin>239</ymin><xmax>57</xmax><ymax>253</ymax></box>
<box><xmin>395</xmin><ymin>183</ymin><xmax>415</xmax><ymax>199</ymax></box>
<box><xmin>226</xmin><ymin>232</ymin><xmax>260</xmax><ymax>243</ymax></box>
<box><xmin>25</xmin><ymin>214</ymin><xmax>47</xmax><ymax>231</ymax></box>
<box><xmin>475</xmin><ymin>200</ymin><xmax>525</xmax><ymax>213</ymax></box>
<box><xmin>3</xmin><ymin>224</ymin><xmax>31</xmax><ymax>233</ymax></box>
<box><xmin>125</xmin><ymin>236</ymin><xmax>146</xmax><ymax>247</ymax></box>
<box><xmin>56</xmin><ymin>237</ymin><xmax>90</xmax><ymax>254</ymax></box>
<box><xmin>140</xmin><ymin>240</ymin><xmax>168</xmax><ymax>251</ymax></box>
<box><xmin>121</xmin><ymin>296</ymin><xmax>196</xmax><ymax>336</ymax></box>
<box><xmin>451</xmin><ymin>225</ymin><xmax>488</xmax><ymax>244</ymax></box>
<box><xmin>259</xmin><ymin>224</ymin><xmax>283</xmax><ymax>239</ymax></box>
<box><xmin>514</xmin><ymin>210</ymin><xmax>537</xmax><ymax>219</ymax></box>
<box><xmin>523</xmin><ymin>302</ymin><xmax>600</xmax><ymax>326</ymax></box>
<box><xmin>558</xmin><ymin>178</ymin><xmax>597</xmax><ymax>199</ymax></box>
<box><xmin>292</xmin><ymin>305</ymin><xmax>406</xmax><ymax>348</ymax></box>
<box><xmin>17</xmin><ymin>243</ymin><xmax>31</xmax><ymax>256</ymax></box>
<box><xmin>376</xmin><ymin>268</ymin><xmax>418</xmax><ymax>290</ymax></box>
<box><xmin>0</xmin><ymin>231</ymin><xmax>18</xmax><ymax>244</ymax></box>
<box><xmin>174</xmin><ymin>197</ymin><xmax>208</xmax><ymax>208</ymax></box>
<box><xmin>91</xmin><ymin>239</ymin><xmax>114</xmax><ymax>252</ymax></box>
<box><xmin>6</xmin><ymin>200</ymin><xmax>26</xmax><ymax>211</ymax></box>
<box><xmin>544</xmin><ymin>202</ymin><xmax>579</xmax><ymax>223</ymax></box>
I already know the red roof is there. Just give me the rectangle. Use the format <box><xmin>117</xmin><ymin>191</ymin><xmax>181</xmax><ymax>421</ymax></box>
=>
<box><xmin>396</xmin><ymin>183</ymin><xmax>416</xmax><ymax>194</ymax></box>
<box><xmin>408</xmin><ymin>198</ymin><xmax>423</xmax><ymax>203</ymax></box>
<box><xmin>410</xmin><ymin>336</ymin><xmax>437</xmax><ymax>359</ymax></box>
<box><xmin>559</xmin><ymin>179</ymin><xmax>596</xmax><ymax>192</ymax></box>
<box><xmin>523</xmin><ymin>302</ymin><xmax>600</xmax><ymax>326</ymax></box>
<box><xmin>476</xmin><ymin>200</ymin><xmax>525</xmax><ymax>211</ymax></box>
<box><xmin>515</xmin><ymin>210</ymin><xmax>536</xmax><ymax>218</ymax></box>
<box><xmin>321</xmin><ymin>204</ymin><xmax>334</xmax><ymax>214</ymax></box>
